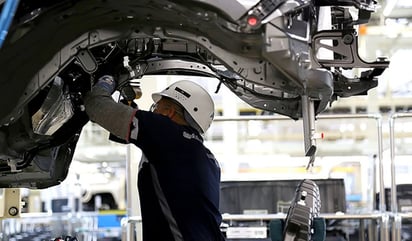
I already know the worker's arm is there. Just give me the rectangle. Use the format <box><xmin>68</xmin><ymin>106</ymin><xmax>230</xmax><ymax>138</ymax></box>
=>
<box><xmin>83</xmin><ymin>75</ymin><xmax>137</xmax><ymax>142</ymax></box>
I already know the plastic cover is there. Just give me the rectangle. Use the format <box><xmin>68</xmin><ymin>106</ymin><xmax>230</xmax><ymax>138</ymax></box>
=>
<box><xmin>32</xmin><ymin>77</ymin><xmax>74</xmax><ymax>135</ymax></box>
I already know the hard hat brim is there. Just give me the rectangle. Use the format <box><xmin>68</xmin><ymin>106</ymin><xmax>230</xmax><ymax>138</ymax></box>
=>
<box><xmin>151</xmin><ymin>92</ymin><xmax>164</xmax><ymax>103</ymax></box>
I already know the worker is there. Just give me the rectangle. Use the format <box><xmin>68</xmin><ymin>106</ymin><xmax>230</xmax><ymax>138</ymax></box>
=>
<box><xmin>83</xmin><ymin>75</ymin><xmax>226</xmax><ymax>241</ymax></box>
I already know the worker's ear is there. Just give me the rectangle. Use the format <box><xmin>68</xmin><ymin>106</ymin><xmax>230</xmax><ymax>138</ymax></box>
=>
<box><xmin>166</xmin><ymin>106</ymin><xmax>177</xmax><ymax>119</ymax></box>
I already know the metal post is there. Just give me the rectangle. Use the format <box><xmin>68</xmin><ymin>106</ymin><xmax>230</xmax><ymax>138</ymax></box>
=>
<box><xmin>388</xmin><ymin>113</ymin><xmax>412</xmax><ymax>241</ymax></box>
<box><xmin>301</xmin><ymin>95</ymin><xmax>317</xmax><ymax>158</ymax></box>
<box><xmin>393</xmin><ymin>214</ymin><xmax>402</xmax><ymax>241</ymax></box>
<box><xmin>389</xmin><ymin>114</ymin><xmax>398</xmax><ymax>214</ymax></box>
<box><xmin>122</xmin><ymin>145</ymin><xmax>142</xmax><ymax>241</ymax></box>
<box><xmin>368</xmin><ymin>154</ymin><xmax>378</xmax><ymax>241</ymax></box>
<box><xmin>359</xmin><ymin>219</ymin><xmax>365</xmax><ymax>241</ymax></box>
<box><xmin>376</xmin><ymin>116</ymin><xmax>385</xmax><ymax>213</ymax></box>
<box><xmin>122</xmin><ymin>145</ymin><xmax>133</xmax><ymax>241</ymax></box>
<box><xmin>381</xmin><ymin>213</ymin><xmax>390</xmax><ymax>241</ymax></box>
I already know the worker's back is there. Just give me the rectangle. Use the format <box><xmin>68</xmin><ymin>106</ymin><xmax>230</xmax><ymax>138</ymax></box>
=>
<box><xmin>133</xmin><ymin>110</ymin><xmax>225</xmax><ymax>241</ymax></box>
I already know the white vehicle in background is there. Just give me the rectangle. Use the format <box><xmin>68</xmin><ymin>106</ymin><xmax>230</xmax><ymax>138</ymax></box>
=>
<box><xmin>32</xmin><ymin>161</ymin><xmax>126</xmax><ymax>213</ymax></box>
<box><xmin>74</xmin><ymin>161</ymin><xmax>127</xmax><ymax>211</ymax></box>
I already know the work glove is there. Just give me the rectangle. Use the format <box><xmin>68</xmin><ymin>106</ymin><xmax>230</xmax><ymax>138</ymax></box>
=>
<box><xmin>94</xmin><ymin>54</ymin><xmax>132</xmax><ymax>89</ymax></box>
<box><xmin>84</xmin><ymin>74</ymin><xmax>137</xmax><ymax>142</ymax></box>
<box><xmin>94</xmin><ymin>75</ymin><xmax>117</xmax><ymax>94</ymax></box>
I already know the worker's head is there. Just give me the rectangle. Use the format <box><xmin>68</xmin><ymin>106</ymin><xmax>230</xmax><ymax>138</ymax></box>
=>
<box><xmin>151</xmin><ymin>80</ymin><xmax>215</xmax><ymax>134</ymax></box>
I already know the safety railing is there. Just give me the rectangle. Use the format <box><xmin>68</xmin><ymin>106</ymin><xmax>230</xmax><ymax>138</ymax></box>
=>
<box><xmin>123</xmin><ymin>213</ymin><xmax>387</xmax><ymax>241</ymax></box>
<box><xmin>122</xmin><ymin>113</ymin><xmax>389</xmax><ymax>241</ymax></box>
<box><xmin>213</xmin><ymin>113</ymin><xmax>386</xmax><ymax>213</ymax></box>
<box><xmin>0</xmin><ymin>211</ymin><xmax>99</xmax><ymax>241</ymax></box>
<box><xmin>5</xmin><ymin>112</ymin><xmax>412</xmax><ymax>241</ymax></box>
<box><xmin>389</xmin><ymin>113</ymin><xmax>412</xmax><ymax>241</ymax></box>
<box><xmin>214</xmin><ymin>114</ymin><xmax>387</xmax><ymax>241</ymax></box>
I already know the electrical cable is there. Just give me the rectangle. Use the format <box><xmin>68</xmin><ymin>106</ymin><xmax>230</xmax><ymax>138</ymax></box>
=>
<box><xmin>0</xmin><ymin>0</ymin><xmax>19</xmax><ymax>49</ymax></box>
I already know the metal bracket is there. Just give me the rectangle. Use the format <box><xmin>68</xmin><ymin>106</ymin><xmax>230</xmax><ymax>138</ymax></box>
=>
<box><xmin>311</xmin><ymin>30</ymin><xmax>390</xmax><ymax>69</ymax></box>
<box><xmin>301</xmin><ymin>95</ymin><xmax>317</xmax><ymax>169</ymax></box>
<box><xmin>140</xmin><ymin>59</ymin><xmax>219</xmax><ymax>78</ymax></box>
<box><xmin>0</xmin><ymin>188</ymin><xmax>21</xmax><ymax>219</ymax></box>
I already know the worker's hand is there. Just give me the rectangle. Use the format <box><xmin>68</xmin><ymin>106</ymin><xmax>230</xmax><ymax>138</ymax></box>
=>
<box><xmin>94</xmin><ymin>75</ymin><xmax>117</xmax><ymax>94</ymax></box>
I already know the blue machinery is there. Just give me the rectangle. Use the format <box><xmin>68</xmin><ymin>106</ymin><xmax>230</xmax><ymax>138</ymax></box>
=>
<box><xmin>0</xmin><ymin>0</ymin><xmax>20</xmax><ymax>49</ymax></box>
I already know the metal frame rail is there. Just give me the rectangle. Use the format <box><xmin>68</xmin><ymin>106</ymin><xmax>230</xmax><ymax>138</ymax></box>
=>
<box><xmin>122</xmin><ymin>113</ymin><xmax>388</xmax><ymax>241</ymax></box>
<box><xmin>389</xmin><ymin>113</ymin><xmax>412</xmax><ymax>241</ymax></box>
<box><xmin>222</xmin><ymin>213</ymin><xmax>385</xmax><ymax>241</ymax></box>
<box><xmin>1</xmin><ymin>212</ymin><xmax>98</xmax><ymax>241</ymax></box>
<box><xmin>124</xmin><ymin>213</ymin><xmax>386</xmax><ymax>241</ymax></box>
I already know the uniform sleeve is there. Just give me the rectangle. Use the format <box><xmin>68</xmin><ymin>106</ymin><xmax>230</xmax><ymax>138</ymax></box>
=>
<box><xmin>84</xmin><ymin>87</ymin><xmax>137</xmax><ymax>142</ymax></box>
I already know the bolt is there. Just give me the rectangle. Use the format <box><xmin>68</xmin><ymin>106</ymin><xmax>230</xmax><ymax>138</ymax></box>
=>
<box><xmin>343</xmin><ymin>34</ymin><xmax>353</xmax><ymax>45</ymax></box>
<box><xmin>8</xmin><ymin>206</ymin><xmax>18</xmax><ymax>216</ymax></box>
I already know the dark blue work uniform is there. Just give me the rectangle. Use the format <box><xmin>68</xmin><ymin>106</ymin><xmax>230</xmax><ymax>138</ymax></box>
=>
<box><xmin>130</xmin><ymin>110</ymin><xmax>225</xmax><ymax>241</ymax></box>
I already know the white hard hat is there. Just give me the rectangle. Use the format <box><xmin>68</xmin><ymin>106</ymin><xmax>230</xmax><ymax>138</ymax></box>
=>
<box><xmin>152</xmin><ymin>80</ymin><xmax>215</xmax><ymax>133</ymax></box>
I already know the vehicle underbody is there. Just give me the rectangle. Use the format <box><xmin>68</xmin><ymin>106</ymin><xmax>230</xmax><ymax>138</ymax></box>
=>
<box><xmin>0</xmin><ymin>0</ymin><xmax>389</xmax><ymax>188</ymax></box>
